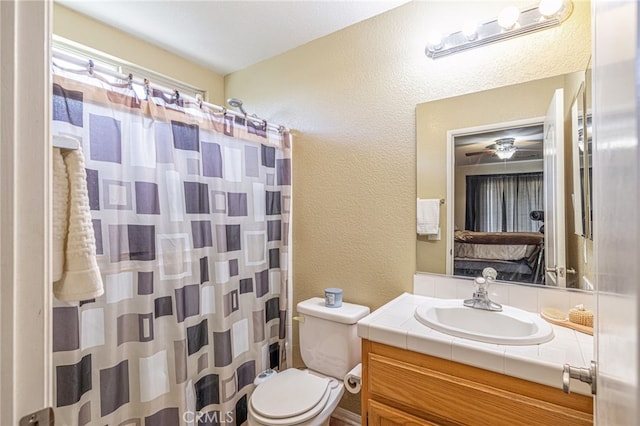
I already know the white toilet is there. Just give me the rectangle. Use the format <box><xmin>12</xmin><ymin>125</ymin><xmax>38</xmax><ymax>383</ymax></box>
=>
<box><xmin>248</xmin><ymin>297</ymin><xmax>370</xmax><ymax>426</ymax></box>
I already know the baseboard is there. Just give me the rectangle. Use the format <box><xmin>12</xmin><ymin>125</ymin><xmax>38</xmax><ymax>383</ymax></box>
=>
<box><xmin>332</xmin><ymin>407</ymin><xmax>361</xmax><ymax>425</ymax></box>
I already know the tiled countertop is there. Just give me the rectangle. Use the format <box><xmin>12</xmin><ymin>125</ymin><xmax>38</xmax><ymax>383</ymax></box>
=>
<box><xmin>357</xmin><ymin>292</ymin><xmax>594</xmax><ymax>396</ymax></box>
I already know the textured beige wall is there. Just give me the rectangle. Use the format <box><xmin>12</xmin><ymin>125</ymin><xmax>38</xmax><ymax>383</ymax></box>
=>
<box><xmin>226</xmin><ymin>0</ymin><xmax>591</xmax><ymax>307</ymax></box>
<box><xmin>225</xmin><ymin>1</ymin><xmax>591</xmax><ymax>413</ymax></box>
<box><xmin>53</xmin><ymin>4</ymin><xmax>224</xmax><ymax>105</ymax></box>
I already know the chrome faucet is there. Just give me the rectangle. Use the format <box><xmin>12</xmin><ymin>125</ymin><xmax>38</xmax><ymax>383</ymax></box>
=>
<box><xmin>463</xmin><ymin>267</ymin><xmax>502</xmax><ymax>312</ymax></box>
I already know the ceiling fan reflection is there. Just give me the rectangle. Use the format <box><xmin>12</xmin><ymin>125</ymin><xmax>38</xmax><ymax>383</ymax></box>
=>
<box><xmin>465</xmin><ymin>137</ymin><xmax>540</xmax><ymax>160</ymax></box>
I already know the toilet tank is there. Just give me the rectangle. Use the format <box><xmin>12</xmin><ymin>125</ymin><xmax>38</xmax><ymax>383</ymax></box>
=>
<box><xmin>297</xmin><ymin>297</ymin><xmax>370</xmax><ymax>379</ymax></box>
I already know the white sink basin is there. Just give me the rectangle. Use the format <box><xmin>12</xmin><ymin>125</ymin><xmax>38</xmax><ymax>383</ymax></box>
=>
<box><xmin>414</xmin><ymin>299</ymin><xmax>554</xmax><ymax>345</ymax></box>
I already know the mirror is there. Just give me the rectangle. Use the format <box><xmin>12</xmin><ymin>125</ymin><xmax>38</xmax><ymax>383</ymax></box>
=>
<box><xmin>571</xmin><ymin>58</ymin><xmax>593</xmax><ymax>241</ymax></box>
<box><xmin>416</xmin><ymin>71</ymin><xmax>592</xmax><ymax>290</ymax></box>
<box><xmin>571</xmin><ymin>82</ymin><xmax>587</xmax><ymax>236</ymax></box>
<box><xmin>583</xmin><ymin>62</ymin><xmax>593</xmax><ymax>240</ymax></box>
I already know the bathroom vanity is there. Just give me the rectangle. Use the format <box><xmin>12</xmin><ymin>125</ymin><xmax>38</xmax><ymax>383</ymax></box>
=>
<box><xmin>361</xmin><ymin>341</ymin><xmax>592</xmax><ymax>425</ymax></box>
<box><xmin>358</xmin><ymin>292</ymin><xmax>594</xmax><ymax>425</ymax></box>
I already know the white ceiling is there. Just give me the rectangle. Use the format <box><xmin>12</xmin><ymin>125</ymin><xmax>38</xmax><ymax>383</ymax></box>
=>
<box><xmin>56</xmin><ymin>0</ymin><xmax>410</xmax><ymax>75</ymax></box>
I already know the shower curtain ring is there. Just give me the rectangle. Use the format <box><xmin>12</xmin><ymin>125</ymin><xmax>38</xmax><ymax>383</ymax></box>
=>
<box><xmin>87</xmin><ymin>59</ymin><xmax>94</xmax><ymax>75</ymax></box>
<box><xmin>144</xmin><ymin>79</ymin><xmax>151</xmax><ymax>97</ymax></box>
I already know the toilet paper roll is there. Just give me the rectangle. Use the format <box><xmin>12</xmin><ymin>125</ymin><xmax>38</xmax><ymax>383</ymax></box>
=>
<box><xmin>344</xmin><ymin>363</ymin><xmax>362</xmax><ymax>394</ymax></box>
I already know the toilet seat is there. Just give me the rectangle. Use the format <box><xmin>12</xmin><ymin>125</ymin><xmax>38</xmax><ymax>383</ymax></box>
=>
<box><xmin>250</xmin><ymin>369</ymin><xmax>332</xmax><ymax>425</ymax></box>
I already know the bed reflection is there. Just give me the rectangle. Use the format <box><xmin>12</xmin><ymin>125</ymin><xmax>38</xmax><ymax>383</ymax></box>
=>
<box><xmin>453</xmin><ymin>229</ymin><xmax>544</xmax><ymax>284</ymax></box>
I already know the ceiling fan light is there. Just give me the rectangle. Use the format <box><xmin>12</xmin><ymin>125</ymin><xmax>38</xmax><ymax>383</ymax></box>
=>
<box><xmin>496</xmin><ymin>147</ymin><xmax>516</xmax><ymax>160</ymax></box>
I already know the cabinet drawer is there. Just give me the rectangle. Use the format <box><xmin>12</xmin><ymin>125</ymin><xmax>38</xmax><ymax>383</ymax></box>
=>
<box><xmin>368</xmin><ymin>352</ymin><xmax>592</xmax><ymax>426</ymax></box>
<box><xmin>368</xmin><ymin>399</ymin><xmax>439</xmax><ymax>426</ymax></box>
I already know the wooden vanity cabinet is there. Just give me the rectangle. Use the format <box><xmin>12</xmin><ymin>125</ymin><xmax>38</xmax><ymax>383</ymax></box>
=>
<box><xmin>361</xmin><ymin>340</ymin><xmax>593</xmax><ymax>426</ymax></box>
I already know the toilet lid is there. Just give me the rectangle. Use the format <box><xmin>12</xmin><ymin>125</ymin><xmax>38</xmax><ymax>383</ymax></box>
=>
<box><xmin>251</xmin><ymin>369</ymin><xmax>331</xmax><ymax>421</ymax></box>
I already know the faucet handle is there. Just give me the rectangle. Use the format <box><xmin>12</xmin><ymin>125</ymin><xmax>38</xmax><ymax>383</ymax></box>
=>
<box><xmin>474</xmin><ymin>277</ymin><xmax>487</xmax><ymax>294</ymax></box>
<box><xmin>482</xmin><ymin>267</ymin><xmax>498</xmax><ymax>281</ymax></box>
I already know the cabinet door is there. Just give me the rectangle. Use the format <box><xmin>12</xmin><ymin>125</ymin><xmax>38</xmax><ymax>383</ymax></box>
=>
<box><xmin>367</xmin><ymin>349</ymin><xmax>592</xmax><ymax>425</ymax></box>
<box><xmin>368</xmin><ymin>400</ymin><xmax>439</xmax><ymax>426</ymax></box>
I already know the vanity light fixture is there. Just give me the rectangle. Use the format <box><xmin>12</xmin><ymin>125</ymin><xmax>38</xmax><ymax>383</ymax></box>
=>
<box><xmin>425</xmin><ymin>0</ymin><xmax>573</xmax><ymax>59</ymax></box>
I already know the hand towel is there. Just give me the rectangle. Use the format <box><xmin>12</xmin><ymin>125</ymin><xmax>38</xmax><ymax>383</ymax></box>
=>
<box><xmin>417</xmin><ymin>198</ymin><xmax>440</xmax><ymax>235</ymax></box>
<box><xmin>53</xmin><ymin>147</ymin><xmax>104</xmax><ymax>301</ymax></box>
<box><xmin>52</xmin><ymin>148</ymin><xmax>69</xmax><ymax>281</ymax></box>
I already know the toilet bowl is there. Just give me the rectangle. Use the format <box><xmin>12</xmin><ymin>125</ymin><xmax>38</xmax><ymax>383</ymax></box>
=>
<box><xmin>247</xmin><ymin>297</ymin><xmax>370</xmax><ymax>426</ymax></box>
<box><xmin>248</xmin><ymin>369</ymin><xmax>344</xmax><ymax>426</ymax></box>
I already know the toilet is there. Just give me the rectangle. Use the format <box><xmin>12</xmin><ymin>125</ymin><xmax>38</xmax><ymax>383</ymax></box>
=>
<box><xmin>248</xmin><ymin>297</ymin><xmax>370</xmax><ymax>426</ymax></box>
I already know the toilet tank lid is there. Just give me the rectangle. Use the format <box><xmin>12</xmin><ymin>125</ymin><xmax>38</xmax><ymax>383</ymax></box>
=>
<box><xmin>297</xmin><ymin>297</ymin><xmax>370</xmax><ymax>324</ymax></box>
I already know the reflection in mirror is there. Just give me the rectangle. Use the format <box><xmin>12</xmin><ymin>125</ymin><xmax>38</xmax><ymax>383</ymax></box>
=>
<box><xmin>416</xmin><ymin>72</ymin><xmax>591</xmax><ymax>290</ymax></box>
<box><xmin>583</xmin><ymin>61</ymin><xmax>593</xmax><ymax>240</ymax></box>
<box><xmin>453</xmin><ymin>123</ymin><xmax>545</xmax><ymax>284</ymax></box>
<box><xmin>583</xmin><ymin>111</ymin><xmax>593</xmax><ymax>238</ymax></box>
<box><xmin>571</xmin><ymin>82</ymin><xmax>587</xmax><ymax>236</ymax></box>
<box><xmin>571</xmin><ymin>61</ymin><xmax>593</xmax><ymax>242</ymax></box>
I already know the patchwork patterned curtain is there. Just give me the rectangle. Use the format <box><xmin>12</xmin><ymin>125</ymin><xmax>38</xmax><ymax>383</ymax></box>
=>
<box><xmin>51</xmin><ymin>74</ymin><xmax>291</xmax><ymax>426</ymax></box>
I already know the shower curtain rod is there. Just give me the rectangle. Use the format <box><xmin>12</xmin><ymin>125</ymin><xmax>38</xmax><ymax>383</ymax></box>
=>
<box><xmin>51</xmin><ymin>49</ymin><xmax>288</xmax><ymax>134</ymax></box>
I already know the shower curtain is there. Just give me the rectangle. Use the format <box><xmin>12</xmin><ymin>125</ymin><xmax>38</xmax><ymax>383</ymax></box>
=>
<box><xmin>51</xmin><ymin>74</ymin><xmax>291</xmax><ymax>426</ymax></box>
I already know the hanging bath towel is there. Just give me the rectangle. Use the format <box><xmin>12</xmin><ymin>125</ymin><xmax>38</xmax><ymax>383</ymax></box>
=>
<box><xmin>53</xmin><ymin>146</ymin><xmax>104</xmax><ymax>301</ymax></box>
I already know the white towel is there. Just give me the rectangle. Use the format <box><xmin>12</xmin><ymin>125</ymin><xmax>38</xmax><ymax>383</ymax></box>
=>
<box><xmin>417</xmin><ymin>198</ymin><xmax>440</xmax><ymax>235</ymax></box>
<box><xmin>53</xmin><ymin>147</ymin><xmax>104</xmax><ymax>301</ymax></box>
<box><xmin>52</xmin><ymin>148</ymin><xmax>69</xmax><ymax>281</ymax></box>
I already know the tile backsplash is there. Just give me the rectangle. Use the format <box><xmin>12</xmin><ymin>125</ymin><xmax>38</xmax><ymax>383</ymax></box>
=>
<box><xmin>414</xmin><ymin>273</ymin><xmax>594</xmax><ymax>315</ymax></box>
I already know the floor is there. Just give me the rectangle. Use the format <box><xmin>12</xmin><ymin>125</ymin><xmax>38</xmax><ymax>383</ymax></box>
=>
<box><xmin>329</xmin><ymin>417</ymin><xmax>352</xmax><ymax>426</ymax></box>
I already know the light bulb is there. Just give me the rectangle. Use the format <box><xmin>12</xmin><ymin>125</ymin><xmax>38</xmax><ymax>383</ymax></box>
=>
<box><xmin>496</xmin><ymin>148</ymin><xmax>516</xmax><ymax>160</ymax></box>
<box><xmin>498</xmin><ymin>6</ymin><xmax>520</xmax><ymax>30</ymax></box>
<box><xmin>426</xmin><ymin>31</ymin><xmax>443</xmax><ymax>51</ymax></box>
<box><xmin>462</xmin><ymin>21</ymin><xmax>478</xmax><ymax>40</ymax></box>
<box><xmin>538</xmin><ymin>0</ymin><xmax>564</xmax><ymax>18</ymax></box>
